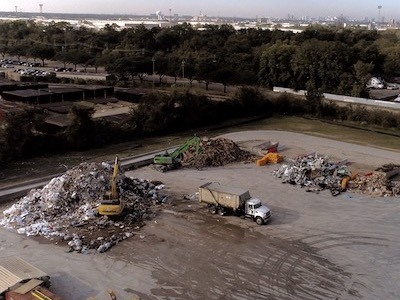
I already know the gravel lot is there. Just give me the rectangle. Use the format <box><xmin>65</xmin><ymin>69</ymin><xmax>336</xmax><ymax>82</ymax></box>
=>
<box><xmin>1</xmin><ymin>130</ymin><xmax>399</xmax><ymax>300</ymax></box>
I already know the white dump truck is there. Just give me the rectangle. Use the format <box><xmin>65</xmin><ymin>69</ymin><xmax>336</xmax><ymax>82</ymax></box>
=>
<box><xmin>199</xmin><ymin>182</ymin><xmax>272</xmax><ymax>225</ymax></box>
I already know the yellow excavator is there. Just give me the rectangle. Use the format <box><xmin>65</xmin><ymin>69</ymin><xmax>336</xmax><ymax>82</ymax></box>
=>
<box><xmin>98</xmin><ymin>155</ymin><xmax>125</xmax><ymax>216</ymax></box>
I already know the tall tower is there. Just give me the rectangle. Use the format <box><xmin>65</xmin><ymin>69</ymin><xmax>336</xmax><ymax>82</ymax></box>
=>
<box><xmin>15</xmin><ymin>6</ymin><xmax>18</xmax><ymax>13</ymax></box>
<box><xmin>378</xmin><ymin>5</ymin><xmax>382</xmax><ymax>25</ymax></box>
<box><xmin>39</xmin><ymin>4</ymin><xmax>43</xmax><ymax>14</ymax></box>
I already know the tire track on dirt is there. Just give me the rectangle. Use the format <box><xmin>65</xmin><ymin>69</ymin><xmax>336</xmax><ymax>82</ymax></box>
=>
<box><xmin>252</xmin><ymin>231</ymin><xmax>389</xmax><ymax>299</ymax></box>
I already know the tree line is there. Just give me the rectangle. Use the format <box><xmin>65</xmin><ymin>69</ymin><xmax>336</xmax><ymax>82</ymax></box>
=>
<box><xmin>1</xmin><ymin>87</ymin><xmax>399</xmax><ymax>163</ymax></box>
<box><xmin>1</xmin><ymin>21</ymin><xmax>400</xmax><ymax>95</ymax></box>
<box><xmin>0</xmin><ymin>21</ymin><xmax>399</xmax><ymax>163</ymax></box>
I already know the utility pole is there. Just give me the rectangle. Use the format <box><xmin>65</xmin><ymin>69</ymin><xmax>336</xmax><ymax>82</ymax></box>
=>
<box><xmin>377</xmin><ymin>5</ymin><xmax>382</xmax><ymax>28</ymax></box>
<box><xmin>181</xmin><ymin>60</ymin><xmax>185</xmax><ymax>86</ymax></box>
<box><xmin>152</xmin><ymin>56</ymin><xmax>155</xmax><ymax>89</ymax></box>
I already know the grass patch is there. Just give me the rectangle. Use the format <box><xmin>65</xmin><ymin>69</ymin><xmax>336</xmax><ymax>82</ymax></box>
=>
<box><xmin>212</xmin><ymin>116</ymin><xmax>400</xmax><ymax>152</ymax></box>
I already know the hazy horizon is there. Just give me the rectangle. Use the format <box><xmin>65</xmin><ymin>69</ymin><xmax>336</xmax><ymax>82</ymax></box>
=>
<box><xmin>1</xmin><ymin>0</ymin><xmax>399</xmax><ymax>20</ymax></box>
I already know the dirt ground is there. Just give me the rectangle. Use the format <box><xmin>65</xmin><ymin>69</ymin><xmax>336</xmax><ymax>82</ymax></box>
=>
<box><xmin>1</xmin><ymin>130</ymin><xmax>400</xmax><ymax>300</ymax></box>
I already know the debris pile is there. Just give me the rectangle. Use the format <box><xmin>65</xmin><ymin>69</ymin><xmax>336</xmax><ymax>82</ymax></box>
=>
<box><xmin>182</xmin><ymin>137</ymin><xmax>255</xmax><ymax>168</ymax></box>
<box><xmin>349</xmin><ymin>166</ymin><xmax>400</xmax><ymax>197</ymax></box>
<box><xmin>273</xmin><ymin>153</ymin><xmax>351</xmax><ymax>195</ymax></box>
<box><xmin>1</xmin><ymin>162</ymin><xmax>164</xmax><ymax>253</ymax></box>
<box><xmin>273</xmin><ymin>154</ymin><xmax>400</xmax><ymax>197</ymax></box>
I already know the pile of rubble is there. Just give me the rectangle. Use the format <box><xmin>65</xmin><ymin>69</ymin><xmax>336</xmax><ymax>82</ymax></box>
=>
<box><xmin>349</xmin><ymin>164</ymin><xmax>400</xmax><ymax>197</ymax></box>
<box><xmin>349</xmin><ymin>172</ymin><xmax>398</xmax><ymax>197</ymax></box>
<box><xmin>1</xmin><ymin>162</ymin><xmax>164</xmax><ymax>253</ymax></box>
<box><xmin>273</xmin><ymin>153</ymin><xmax>350</xmax><ymax>195</ymax></box>
<box><xmin>182</xmin><ymin>137</ymin><xmax>255</xmax><ymax>168</ymax></box>
<box><xmin>273</xmin><ymin>154</ymin><xmax>400</xmax><ymax>197</ymax></box>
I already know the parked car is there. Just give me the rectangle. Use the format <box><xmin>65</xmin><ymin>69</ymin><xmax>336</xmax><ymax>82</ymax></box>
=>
<box><xmin>1</xmin><ymin>64</ymin><xmax>14</xmax><ymax>68</ymax></box>
<box><xmin>387</xmin><ymin>83</ymin><xmax>399</xmax><ymax>90</ymax></box>
<box><xmin>366</xmin><ymin>77</ymin><xmax>385</xmax><ymax>89</ymax></box>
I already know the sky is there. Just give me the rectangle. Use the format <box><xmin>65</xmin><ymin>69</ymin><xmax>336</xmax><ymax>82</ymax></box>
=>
<box><xmin>1</xmin><ymin>0</ymin><xmax>399</xmax><ymax>20</ymax></box>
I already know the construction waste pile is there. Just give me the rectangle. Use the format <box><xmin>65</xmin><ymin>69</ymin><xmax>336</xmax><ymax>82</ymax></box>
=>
<box><xmin>350</xmin><ymin>164</ymin><xmax>400</xmax><ymax>197</ymax></box>
<box><xmin>182</xmin><ymin>137</ymin><xmax>255</xmax><ymax>168</ymax></box>
<box><xmin>273</xmin><ymin>153</ymin><xmax>400</xmax><ymax>197</ymax></box>
<box><xmin>0</xmin><ymin>162</ymin><xmax>164</xmax><ymax>253</ymax></box>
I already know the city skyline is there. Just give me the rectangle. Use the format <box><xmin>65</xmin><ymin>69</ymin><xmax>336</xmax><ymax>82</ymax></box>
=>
<box><xmin>1</xmin><ymin>0</ymin><xmax>399</xmax><ymax>20</ymax></box>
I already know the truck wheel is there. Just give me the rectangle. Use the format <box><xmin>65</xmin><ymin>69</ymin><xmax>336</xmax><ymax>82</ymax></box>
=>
<box><xmin>218</xmin><ymin>207</ymin><xmax>226</xmax><ymax>216</ymax></box>
<box><xmin>255</xmin><ymin>217</ymin><xmax>264</xmax><ymax>225</ymax></box>
<box><xmin>209</xmin><ymin>205</ymin><xmax>217</xmax><ymax>214</ymax></box>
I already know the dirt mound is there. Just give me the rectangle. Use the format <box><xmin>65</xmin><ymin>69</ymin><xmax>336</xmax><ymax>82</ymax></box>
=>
<box><xmin>0</xmin><ymin>161</ymin><xmax>164</xmax><ymax>253</ymax></box>
<box><xmin>182</xmin><ymin>137</ymin><xmax>256</xmax><ymax>168</ymax></box>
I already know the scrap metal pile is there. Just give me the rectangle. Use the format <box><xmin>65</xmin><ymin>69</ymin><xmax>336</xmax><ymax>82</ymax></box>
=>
<box><xmin>273</xmin><ymin>154</ymin><xmax>400</xmax><ymax>197</ymax></box>
<box><xmin>182</xmin><ymin>137</ymin><xmax>255</xmax><ymax>168</ymax></box>
<box><xmin>273</xmin><ymin>153</ymin><xmax>350</xmax><ymax>195</ymax></box>
<box><xmin>0</xmin><ymin>162</ymin><xmax>164</xmax><ymax>253</ymax></box>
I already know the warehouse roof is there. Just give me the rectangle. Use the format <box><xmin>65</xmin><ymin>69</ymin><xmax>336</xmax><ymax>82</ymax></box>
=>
<box><xmin>0</xmin><ymin>257</ymin><xmax>48</xmax><ymax>294</ymax></box>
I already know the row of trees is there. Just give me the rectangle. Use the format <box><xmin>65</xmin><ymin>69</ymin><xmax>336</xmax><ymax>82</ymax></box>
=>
<box><xmin>1</xmin><ymin>87</ymin><xmax>399</xmax><ymax>163</ymax></box>
<box><xmin>1</xmin><ymin>21</ymin><xmax>400</xmax><ymax>95</ymax></box>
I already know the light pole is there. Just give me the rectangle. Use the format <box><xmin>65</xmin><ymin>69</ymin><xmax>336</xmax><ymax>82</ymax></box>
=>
<box><xmin>152</xmin><ymin>56</ymin><xmax>155</xmax><ymax>89</ymax></box>
<box><xmin>378</xmin><ymin>5</ymin><xmax>382</xmax><ymax>28</ymax></box>
<box><xmin>181</xmin><ymin>60</ymin><xmax>185</xmax><ymax>86</ymax></box>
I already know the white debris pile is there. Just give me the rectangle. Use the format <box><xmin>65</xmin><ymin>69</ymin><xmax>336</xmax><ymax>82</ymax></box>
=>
<box><xmin>273</xmin><ymin>153</ymin><xmax>351</xmax><ymax>196</ymax></box>
<box><xmin>0</xmin><ymin>161</ymin><xmax>164</xmax><ymax>253</ymax></box>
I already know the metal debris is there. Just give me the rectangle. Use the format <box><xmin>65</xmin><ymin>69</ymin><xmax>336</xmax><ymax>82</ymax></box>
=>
<box><xmin>273</xmin><ymin>153</ymin><xmax>351</xmax><ymax>195</ymax></box>
<box><xmin>273</xmin><ymin>153</ymin><xmax>400</xmax><ymax>197</ymax></box>
<box><xmin>0</xmin><ymin>161</ymin><xmax>164</xmax><ymax>253</ymax></box>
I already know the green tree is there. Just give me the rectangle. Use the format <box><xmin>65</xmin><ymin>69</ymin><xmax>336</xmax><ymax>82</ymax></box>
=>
<box><xmin>65</xmin><ymin>105</ymin><xmax>98</xmax><ymax>150</ymax></box>
<box><xmin>209</xmin><ymin>64</ymin><xmax>236</xmax><ymax>93</ymax></box>
<box><xmin>382</xmin><ymin>45</ymin><xmax>400</xmax><ymax>78</ymax></box>
<box><xmin>28</xmin><ymin>44</ymin><xmax>55</xmax><ymax>66</ymax></box>
<box><xmin>259</xmin><ymin>42</ymin><xmax>297</xmax><ymax>88</ymax></box>
<box><xmin>0</xmin><ymin>109</ymin><xmax>45</xmax><ymax>162</ymax></box>
<box><xmin>352</xmin><ymin>61</ymin><xmax>373</xmax><ymax>97</ymax></box>
<box><xmin>0</xmin><ymin>44</ymin><xmax>9</xmax><ymax>59</ymax></box>
<box><xmin>305</xmin><ymin>80</ymin><xmax>323</xmax><ymax>115</ymax></box>
<box><xmin>195</xmin><ymin>58</ymin><xmax>218</xmax><ymax>90</ymax></box>
<box><xmin>8</xmin><ymin>42</ymin><xmax>28</xmax><ymax>62</ymax></box>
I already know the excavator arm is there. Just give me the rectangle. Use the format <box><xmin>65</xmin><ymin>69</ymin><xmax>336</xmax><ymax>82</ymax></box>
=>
<box><xmin>110</xmin><ymin>156</ymin><xmax>119</xmax><ymax>199</ymax></box>
<box><xmin>98</xmin><ymin>155</ymin><xmax>124</xmax><ymax>216</ymax></box>
<box><xmin>170</xmin><ymin>136</ymin><xmax>201</xmax><ymax>159</ymax></box>
<box><xmin>153</xmin><ymin>135</ymin><xmax>201</xmax><ymax>167</ymax></box>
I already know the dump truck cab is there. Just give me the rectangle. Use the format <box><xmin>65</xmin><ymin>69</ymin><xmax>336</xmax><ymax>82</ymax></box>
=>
<box><xmin>245</xmin><ymin>198</ymin><xmax>272</xmax><ymax>225</ymax></box>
